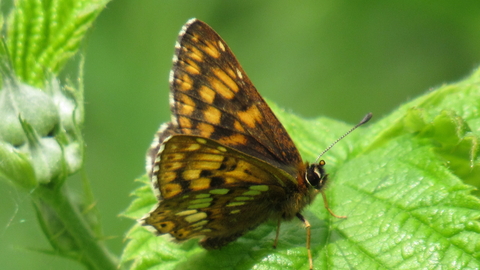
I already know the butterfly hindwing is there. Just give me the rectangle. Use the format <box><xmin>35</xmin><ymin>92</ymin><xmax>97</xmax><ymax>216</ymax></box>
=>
<box><xmin>152</xmin><ymin>135</ymin><xmax>297</xmax><ymax>199</ymax></box>
<box><xmin>144</xmin><ymin>135</ymin><xmax>293</xmax><ymax>248</ymax></box>
<box><xmin>145</xmin><ymin>186</ymin><xmax>287</xmax><ymax>249</ymax></box>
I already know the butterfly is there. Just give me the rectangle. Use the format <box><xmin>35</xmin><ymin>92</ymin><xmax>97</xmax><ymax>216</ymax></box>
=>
<box><xmin>142</xmin><ymin>18</ymin><xmax>372</xmax><ymax>269</ymax></box>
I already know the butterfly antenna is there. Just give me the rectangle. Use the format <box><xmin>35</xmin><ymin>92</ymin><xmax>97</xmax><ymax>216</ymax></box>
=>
<box><xmin>315</xmin><ymin>113</ymin><xmax>373</xmax><ymax>163</ymax></box>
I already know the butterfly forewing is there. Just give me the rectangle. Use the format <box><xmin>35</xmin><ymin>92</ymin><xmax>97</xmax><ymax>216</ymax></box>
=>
<box><xmin>170</xmin><ymin>19</ymin><xmax>303</xmax><ymax>167</ymax></box>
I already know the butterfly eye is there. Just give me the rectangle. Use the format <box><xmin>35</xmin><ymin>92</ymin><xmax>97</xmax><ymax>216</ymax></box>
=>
<box><xmin>305</xmin><ymin>162</ymin><xmax>327</xmax><ymax>190</ymax></box>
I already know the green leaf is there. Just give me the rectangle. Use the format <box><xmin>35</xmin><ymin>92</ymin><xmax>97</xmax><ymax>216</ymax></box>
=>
<box><xmin>122</xmin><ymin>68</ymin><xmax>480</xmax><ymax>269</ymax></box>
<box><xmin>5</xmin><ymin>0</ymin><xmax>109</xmax><ymax>87</ymax></box>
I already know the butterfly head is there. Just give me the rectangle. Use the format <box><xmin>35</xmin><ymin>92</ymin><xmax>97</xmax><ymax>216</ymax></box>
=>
<box><xmin>305</xmin><ymin>160</ymin><xmax>328</xmax><ymax>191</ymax></box>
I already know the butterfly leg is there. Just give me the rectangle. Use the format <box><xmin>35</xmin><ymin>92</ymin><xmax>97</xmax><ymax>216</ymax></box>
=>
<box><xmin>273</xmin><ymin>219</ymin><xmax>281</xmax><ymax>249</ymax></box>
<box><xmin>296</xmin><ymin>213</ymin><xmax>313</xmax><ymax>270</ymax></box>
<box><xmin>320</xmin><ymin>190</ymin><xmax>347</xmax><ymax>219</ymax></box>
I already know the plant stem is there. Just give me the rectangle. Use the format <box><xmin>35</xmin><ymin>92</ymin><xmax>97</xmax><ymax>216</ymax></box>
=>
<box><xmin>32</xmin><ymin>185</ymin><xmax>119</xmax><ymax>270</ymax></box>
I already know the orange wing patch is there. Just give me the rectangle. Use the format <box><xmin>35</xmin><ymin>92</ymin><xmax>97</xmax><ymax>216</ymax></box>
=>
<box><xmin>210</xmin><ymin>76</ymin><xmax>235</xmax><ymax>100</ymax></box>
<box><xmin>181</xmin><ymin>58</ymin><xmax>201</xmax><ymax>75</ymax></box>
<box><xmin>198</xmin><ymin>86</ymin><xmax>216</xmax><ymax>103</ymax></box>
<box><xmin>213</xmin><ymin>67</ymin><xmax>239</xmax><ymax>93</ymax></box>
<box><xmin>202</xmin><ymin>40</ymin><xmax>221</xmax><ymax>58</ymax></box>
<box><xmin>203</xmin><ymin>106</ymin><xmax>222</xmax><ymax>125</ymax></box>
<box><xmin>196</xmin><ymin>123</ymin><xmax>215</xmax><ymax>137</ymax></box>
<box><xmin>176</xmin><ymin>72</ymin><xmax>193</xmax><ymax>91</ymax></box>
<box><xmin>238</xmin><ymin>105</ymin><xmax>263</xmax><ymax>128</ymax></box>
<box><xmin>218</xmin><ymin>133</ymin><xmax>247</xmax><ymax>146</ymax></box>
<box><xmin>186</xmin><ymin>46</ymin><xmax>204</xmax><ymax>62</ymax></box>
<box><xmin>178</xmin><ymin>116</ymin><xmax>193</xmax><ymax>130</ymax></box>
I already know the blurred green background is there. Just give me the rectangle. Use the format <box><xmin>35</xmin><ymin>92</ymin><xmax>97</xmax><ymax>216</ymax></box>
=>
<box><xmin>1</xmin><ymin>1</ymin><xmax>479</xmax><ymax>269</ymax></box>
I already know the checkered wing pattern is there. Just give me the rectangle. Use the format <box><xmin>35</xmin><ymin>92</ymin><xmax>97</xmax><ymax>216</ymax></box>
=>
<box><xmin>142</xmin><ymin>19</ymin><xmax>331</xmax><ymax>268</ymax></box>
<box><xmin>168</xmin><ymin>19</ymin><xmax>303</xmax><ymax>170</ymax></box>
<box><xmin>144</xmin><ymin>135</ymin><xmax>297</xmax><ymax>248</ymax></box>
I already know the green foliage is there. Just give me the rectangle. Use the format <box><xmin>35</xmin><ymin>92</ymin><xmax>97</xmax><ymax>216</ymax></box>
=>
<box><xmin>0</xmin><ymin>1</ymin><xmax>116</xmax><ymax>270</ymax></box>
<box><xmin>122</xmin><ymin>69</ymin><xmax>480</xmax><ymax>269</ymax></box>
<box><xmin>5</xmin><ymin>0</ymin><xmax>109</xmax><ymax>87</ymax></box>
